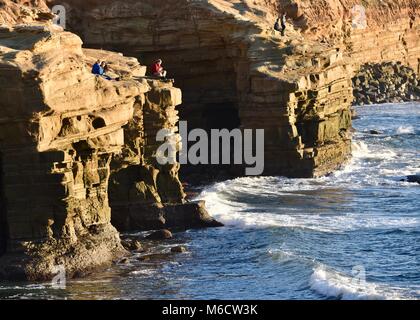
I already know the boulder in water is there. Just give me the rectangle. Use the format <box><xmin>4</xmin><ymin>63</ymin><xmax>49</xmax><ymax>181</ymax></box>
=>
<box><xmin>146</xmin><ymin>229</ymin><xmax>173</xmax><ymax>240</ymax></box>
<box><xmin>406</xmin><ymin>175</ymin><xmax>420</xmax><ymax>184</ymax></box>
<box><xmin>171</xmin><ymin>246</ymin><xmax>187</xmax><ymax>253</ymax></box>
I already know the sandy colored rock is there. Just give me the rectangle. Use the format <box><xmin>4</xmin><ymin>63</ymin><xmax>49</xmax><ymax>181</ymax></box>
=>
<box><xmin>0</xmin><ymin>0</ymin><xmax>419</xmax><ymax>280</ymax></box>
<box><xmin>0</xmin><ymin>23</ymin><xmax>191</xmax><ymax>280</ymax></box>
<box><xmin>146</xmin><ymin>229</ymin><xmax>173</xmax><ymax>241</ymax></box>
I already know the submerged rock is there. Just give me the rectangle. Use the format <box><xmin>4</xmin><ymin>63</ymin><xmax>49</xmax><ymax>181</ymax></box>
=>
<box><xmin>130</xmin><ymin>240</ymin><xmax>144</xmax><ymax>252</ymax></box>
<box><xmin>121</xmin><ymin>239</ymin><xmax>144</xmax><ymax>252</ymax></box>
<box><xmin>171</xmin><ymin>246</ymin><xmax>187</xmax><ymax>253</ymax></box>
<box><xmin>146</xmin><ymin>230</ymin><xmax>173</xmax><ymax>240</ymax></box>
<box><xmin>406</xmin><ymin>175</ymin><xmax>420</xmax><ymax>184</ymax></box>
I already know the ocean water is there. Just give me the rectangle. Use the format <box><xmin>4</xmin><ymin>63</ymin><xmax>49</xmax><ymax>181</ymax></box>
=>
<box><xmin>0</xmin><ymin>103</ymin><xmax>419</xmax><ymax>300</ymax></box>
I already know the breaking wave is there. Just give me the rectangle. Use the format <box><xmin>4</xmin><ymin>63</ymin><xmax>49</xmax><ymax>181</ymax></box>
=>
<box><xmin>310</xmin><ymin>266</ymin><xmax>417</xmax><ymax>300</ymax></box>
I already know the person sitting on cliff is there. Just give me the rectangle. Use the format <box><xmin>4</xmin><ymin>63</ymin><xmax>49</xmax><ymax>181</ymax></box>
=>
<box><xmin>151</xmin><ymin>59</ymin><xmax>167</xmax><ymax>79</ymax></box>
<box><xmin>100</xmin><ymin>61</ymin><xmax>113</xmax><ymax>80</ymax></box>
<box><xmin>92</xmin><ymin>60</ymin><xmax>103</xmax><ymax>75</ymax></box>
<box><xmin>91</xmin><ymin>60</ymin><xmax>114</xmax><ymax>80</ymax></box>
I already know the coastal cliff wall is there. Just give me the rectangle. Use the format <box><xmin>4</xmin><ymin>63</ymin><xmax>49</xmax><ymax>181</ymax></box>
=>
<box><xmin>50</xmin><ymin>0</ymin><xmax>360</xmax><ymax>178</ymax></box>
<box><xmin>0</xmin><ymin>0</ymin><xmax>418</xmax><ymax>280</ymax></box>
<box><xmin>0</xmin><ymin>21</ymin><xmax>196</xmax><ymax>279</ymax></box>
<box><xmin>272</xmin><ymin>0</ymin><xmax>420</xmax><ymax>72</ymax></box>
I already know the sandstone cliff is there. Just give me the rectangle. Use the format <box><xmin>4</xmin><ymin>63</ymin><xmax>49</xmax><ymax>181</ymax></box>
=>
<box><xmin>0</xmin><ymin>0</ymin><xmax>52</xmax><ymax>25</ymax></box>
<box><xmin>0</xmin><ymin>0</ymin><xmax>419</xmax><ymax>280</ymax></box>
<box><xmin>0</xmin><ymin>20</ymin><xmax>219</xmax><ymax>280</ymax></box>
<box><xmin>49</xmin><ymin>0</ymin><xmax>360</xmax><ymax>178</ymax></box>
<box><xmin>275</xmin><ymin>0</ymin><xmax>419</xmax><ymax>72</ymax></box>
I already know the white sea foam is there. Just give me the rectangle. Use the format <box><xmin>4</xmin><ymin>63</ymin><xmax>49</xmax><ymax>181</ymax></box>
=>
<box><xmin>197</xmin><ymin>176</ymin><xmax>419</xmax><ymax>233</ymax></box>
<box><xmin>310</xmin><ymin>266</ymin><xmax>414</xmax><ymax>300</ymax></box>
<box><xmin>352</xmin><ymin>141</ymin><xmax>397</xmax><ymax>160</ymax></box>
<box><xmin>130</xmin><ymin>269</ymin><xmax>156</xmax><ymax>276</ymax></box>
<box><xmin>397</xmin><ymin>126</ymin><xmax>415</xmax><ymax>135</ymax></box>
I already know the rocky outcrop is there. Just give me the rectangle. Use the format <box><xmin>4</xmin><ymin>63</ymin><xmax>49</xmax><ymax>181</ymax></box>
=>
<box><xmin>0</xmin><ymin>0</ymin><xmax>418</xmax><ymax>280</ymax></box>
<box><xmin>0</xmin><ymin>21</ymin><xmax>218</xmax><ymax>280</ymax></box>
<box><xmin>0</xmin><ymin>0</ymin><xmax>52</xmax><ymax>25</ymax></box>
<box><xmin>0</xmin><ymin>24</ymin><xmax>129</xmax><ymax>280</ymax></box>
<box><xmin>353</xmin><ymin>62</ymin><xmax>420</xmax><ymax>105</ymax></box>
<box><xmin>49</xmin><ymin>0</ymin><xmax>356</xmax><ymax>178</ymax></box>
<box><xmin>272</xmin><ymin>0</ymin><xmax>419</xmax><ymax>73</ymax></box>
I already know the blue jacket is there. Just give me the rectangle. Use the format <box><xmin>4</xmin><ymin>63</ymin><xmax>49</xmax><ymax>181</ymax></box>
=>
<box><xmin>92</xmin><ymin>63</ymin><xmax>104</xmax><ymax>75</ymax></box>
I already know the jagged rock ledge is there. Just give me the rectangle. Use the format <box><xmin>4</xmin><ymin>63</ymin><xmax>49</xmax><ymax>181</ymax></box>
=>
<box><xmin>0</xmin><ymin>24</ymin><xmax>221</xmax><ymax>281</ymax></box>
<box><xmin>53</xmin><ymin>0</ymin><xmax>355</xmax><ymax>178</ymax></box>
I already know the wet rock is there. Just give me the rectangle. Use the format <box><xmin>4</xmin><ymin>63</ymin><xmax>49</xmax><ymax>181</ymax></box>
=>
<box><xmin>137</xmin><ymin>253</ymin><xmax>170</xmax><ymax>262</ymax></box>
<box><xmin>368</xmin><ymin>130</ymin><xmax>382</xmax><ymax>135</ymax></box>
<box><xmin>406</xmin><ymin>175</ymin><xmax>420</xmax><ymax>184</ymax></box>
<box><xmin>130</xmin><ymin>240</ymin><xmax>144</xmax><ymax>252</ymax></box>
<box><xmin>164</xmin><ymin>201</ymin><xmax>224</xmax><ymax>231</ymax></box>
<box><xmin>171</xmin><ymin>246</ymin><xmax>187</xmax><ymax>253</ymax></box>
<box><xmin>121</xmin><ymin>240</ymin><xmax>132</xmax><ymax>251</ymax></box>
<box><xmin>146</xmin><ymin>229</ymin><xmax>173</xmax><ymax>240</ymax></box>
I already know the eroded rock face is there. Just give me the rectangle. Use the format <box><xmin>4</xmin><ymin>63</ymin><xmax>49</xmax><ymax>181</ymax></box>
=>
<box><xmin>50</xmin><ymin>0</ymin><xmax>358</xmax><ymax>178</ymax></box>
<box><xmin>0</xmin><ymin>0</ymin><xmax>53</xmax><ymax>25</ymax></box>
<box><xmin>271</xmin><ymin>0</ymin><xmax>419</xmax><ymax>72</ymax></box>
<box><xmin>0</xmin><ymin>23</ymin><xmax>191</xmax><ymax>280</ymax></box>
<box><xmin>0</xmin><ymin>0</ymin><xmax>418</xmax><ymax>280</ymax></box>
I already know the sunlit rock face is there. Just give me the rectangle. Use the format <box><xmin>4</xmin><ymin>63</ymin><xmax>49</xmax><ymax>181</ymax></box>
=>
<box><xmin>0</xmin><ymin>0</ymin><xmax>52</xmax><ymax>25</ymax></box>
<box><xmin>47</xmin><ymin>0</ymin><xmax>366</xmax><ymax>178</ymax></box>
<box><xmin>0</xmin><ymin>0</ymin><xmax>418</xmax><ymax>280</ymax></box>
<box><xmin>0</xmin><ymin>21</ymin><xmax>189</xmax><ymax>279</ymax></box>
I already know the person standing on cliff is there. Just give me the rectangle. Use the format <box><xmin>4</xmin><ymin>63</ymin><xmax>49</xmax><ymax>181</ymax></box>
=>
<box><xmin>281</xmin><ymin>13</ymin><xmax>287</xmax><ymax>36</ymax></box>
<box><xmin>274</xmin><ymin>13</ymin><xmax>287</xmax><ymax>36</ymax></box>
<box><xmin>151</xmin><ymin>59</ymin><xmax>167</xmax><ymax>79</ymax></box>
<box><xmin>274</xmin><ymin>17</ymin><xmax>281</xmax><ymax>33</ymax></box>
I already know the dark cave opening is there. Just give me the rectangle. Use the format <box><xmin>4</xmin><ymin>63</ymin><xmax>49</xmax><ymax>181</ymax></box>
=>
<box><xmin>92</xmin><ymin>117</ymin><xmax>106</xmax><ymax>130</ymax></box>
<box><xmin>179</xmin><ymin>103</ymin><xmax>243</xmax><ymax>183</ymax></box>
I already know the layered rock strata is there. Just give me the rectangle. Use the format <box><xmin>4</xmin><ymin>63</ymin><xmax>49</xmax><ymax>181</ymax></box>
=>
<box><xmin>0</xmin><ymin>0</ymin><xmax>52</xmax><ymax>25</ymax></box>
<box><xmin>51</xmin><ymin>0</ymin><xmax>356</xmax><ymax>178</ymax></box>
<box><xmin>272</xmin><ymin>0</ymin><xmax>419</xmax><ymax>73</ymax></box>
<box><xmin>0</xmin><ymin>22</ymin><xmax>216</xmax><ymax>280</ymax></box>
<box><xmin>0</xmin><ymin>0</ymin><xmax>418</xmax><ymax>280</ymax></box>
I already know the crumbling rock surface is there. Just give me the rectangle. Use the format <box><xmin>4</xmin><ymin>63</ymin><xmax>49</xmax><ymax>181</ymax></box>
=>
<box><xmin>0</xmin><ymin>0</ymin><xmax>52</xmax><ymax>25</ymax></box>
<box><xmin>0</xmin><ymin>0</ymin><xmax>419</xmax><ymax>280</ymax></box>
<box><xmin>51</xmin><ymin>0</ymin><xmax>357</xmax><ymax>178</ymax></box>
<box><xmin>0</xmin><ymin>23</ymin><xmax>218</xmax><ymax>280</ymax></box>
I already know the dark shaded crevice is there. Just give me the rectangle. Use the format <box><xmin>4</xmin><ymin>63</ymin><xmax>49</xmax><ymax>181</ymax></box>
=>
<box><xmin>0</xmin><ymin>152</ymin><xmax>8</xmax><ymax>256</ymax></box>
<box><xmin>179</xmin><ymin>103</ymin><xmax>242</xmax><ymax>183</ymax></box>
<box><xmin>92</xmin><ymin>117</ymin><xmax>106</xmax><ymax>130</ymax></box>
